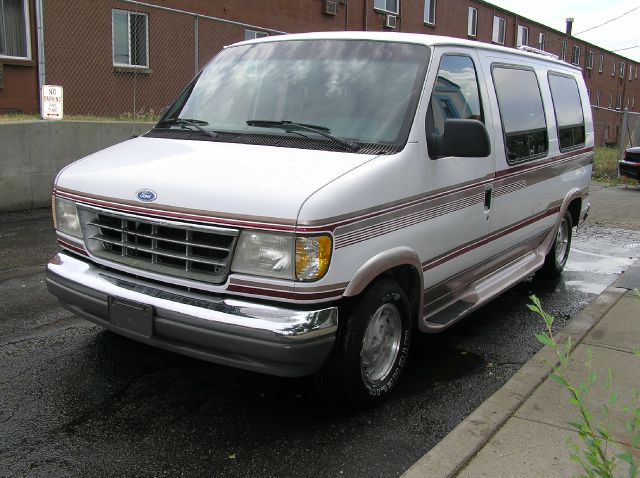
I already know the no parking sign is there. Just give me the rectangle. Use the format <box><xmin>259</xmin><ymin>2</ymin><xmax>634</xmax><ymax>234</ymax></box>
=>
<box><xmin>41</xmin><ymin>85</ymin><xmax>63</xmax><ymax>120</ymax></box>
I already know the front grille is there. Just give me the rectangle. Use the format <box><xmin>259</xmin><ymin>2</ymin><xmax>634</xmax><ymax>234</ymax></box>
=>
<box><xmin>78</xmin><ymin>206</ymin><xmax>238</xmax><ymax>284</ymax></box>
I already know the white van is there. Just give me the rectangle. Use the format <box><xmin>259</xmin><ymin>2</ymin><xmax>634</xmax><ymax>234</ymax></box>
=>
<box><xmin>47</xmin><ymin>32</ymin><xmax>592</xmax><ymax>407</ymax></box>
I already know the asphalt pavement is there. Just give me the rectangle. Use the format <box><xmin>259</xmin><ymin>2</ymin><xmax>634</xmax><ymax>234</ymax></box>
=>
<box><xmin>1</xmin><ymin>183</ymin><xmax>639</xmax><ymax>477</ymax></box>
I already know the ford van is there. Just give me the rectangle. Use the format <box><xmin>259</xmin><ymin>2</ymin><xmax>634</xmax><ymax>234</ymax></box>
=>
<box><xmin>46</xmin><ymin>32</ymin><xmax>592</xmax><ymax>407</ymax></box>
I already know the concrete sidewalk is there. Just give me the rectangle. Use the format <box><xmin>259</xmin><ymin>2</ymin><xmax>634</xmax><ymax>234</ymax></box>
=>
<box><xmin>404</xmin><ymin>261</ymin><xmax>640</xmax><ymax>478</ymax></box>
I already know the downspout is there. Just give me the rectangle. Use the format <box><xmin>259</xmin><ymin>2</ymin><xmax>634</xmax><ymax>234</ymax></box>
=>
<box><xmin>35</xmin><ymin>0</ymin><xmax>45</xmax><ymax>108</ymax></box>
<box><xmin>344</xmin><ymin>0</ymin><xmax>349</xmax><ymax>31</ymax></box>
<box><xmin>363</xmin><ymin>0</ymin><xmax>368</xmax><ymax>31</ymax></box>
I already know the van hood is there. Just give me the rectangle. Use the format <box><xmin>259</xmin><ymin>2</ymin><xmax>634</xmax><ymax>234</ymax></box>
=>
<box><xmin>55</xmin><ymin>137</ymin><xmax>376</xmax><ymax>226</ymax></box>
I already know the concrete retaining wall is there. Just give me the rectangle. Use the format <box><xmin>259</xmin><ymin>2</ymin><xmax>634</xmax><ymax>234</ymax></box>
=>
<box><xmin>0</xmin><ymin>121</ymin><xmax>152</xmax><ymax>212</ymax></box>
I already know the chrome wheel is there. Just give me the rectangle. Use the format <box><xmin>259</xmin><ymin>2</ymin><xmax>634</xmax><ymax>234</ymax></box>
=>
<box><xmin>361</xmin><ymin>303</ymin><xmax>402</xmax><ymax>384</ymax></box>
<box><xmin>554</xmin><ymin>217</ymin><xmax>570</xmax><ymax>264</ymax></box>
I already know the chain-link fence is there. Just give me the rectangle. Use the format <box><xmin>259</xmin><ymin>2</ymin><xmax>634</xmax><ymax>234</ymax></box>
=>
<box><xmin>619</xmin><ymin>109</ymin><xmax>640</xmax><ymax>150</ymax></box>
<box><xmin>41</xmin><ymin>0</ymin><xmax>284</xmax><ymax>130</ymax></box>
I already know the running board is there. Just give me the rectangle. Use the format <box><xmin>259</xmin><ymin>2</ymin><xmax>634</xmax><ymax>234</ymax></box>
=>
<box><xmin>421</xmin><ymin>250</ymin><xmax>545</xmax><ymax>332</ymax></box>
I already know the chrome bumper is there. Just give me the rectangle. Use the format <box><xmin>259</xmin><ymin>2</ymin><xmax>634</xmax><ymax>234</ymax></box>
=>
<box><xmin>46</xmin><ymin>252</ymin><xmax>338</xmax><ymax>377</ymax></box>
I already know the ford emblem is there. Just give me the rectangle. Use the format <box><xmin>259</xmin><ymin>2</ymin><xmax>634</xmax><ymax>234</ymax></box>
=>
<box><xmin>136</xmin><ymin>189</ymin><xmax>157</xmax><ymax>202</ymax></box>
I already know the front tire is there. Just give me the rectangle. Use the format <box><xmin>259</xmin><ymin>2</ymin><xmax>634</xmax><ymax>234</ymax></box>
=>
<box><xmin>540</xmin><ymin>210</ymin><xmax>573</xmax><ymax>277</ymax></box>
<box><xmin>315</xmin><ymin>277</ymin><xmax>412</xmax><ymax>408</ymax></box>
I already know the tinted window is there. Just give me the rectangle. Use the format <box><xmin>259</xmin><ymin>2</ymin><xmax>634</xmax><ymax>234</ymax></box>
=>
<box><xmin>492</xmin><ymin>66</ymin><xmax>548</xmax><ymax>163</ymax></box>
<box><xmin>426</xmin><ymin>55</ymin><xmax>483</xmax><ymax>158</ymax></box>
<box><xmin>548</xmin><ymin>73</ymin><xmax>585</xmax><ymax>151</ymax></box>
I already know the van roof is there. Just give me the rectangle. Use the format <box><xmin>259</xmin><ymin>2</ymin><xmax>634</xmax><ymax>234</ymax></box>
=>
<box><xmin>234</xmin><ymin>31</ymin><xmax>581</xmax><ymax>71</ymax></box>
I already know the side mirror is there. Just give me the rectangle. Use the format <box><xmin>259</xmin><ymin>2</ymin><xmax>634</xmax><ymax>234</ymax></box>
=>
<box><xmin>429</xmin><ymin>119</ymin><xmax>491</xmax><ymax>159</ymax></box>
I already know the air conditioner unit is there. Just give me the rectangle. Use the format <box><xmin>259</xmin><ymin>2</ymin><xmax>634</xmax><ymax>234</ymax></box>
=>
<box><xmin>384</xmin><ymin>14</ymin><xmax>397</xmax><ymax>29</ymax></box>
<box><xmin>323</xmin><ymin>0</ymin><xmax>338</xmax><ymax>15</ymax></box>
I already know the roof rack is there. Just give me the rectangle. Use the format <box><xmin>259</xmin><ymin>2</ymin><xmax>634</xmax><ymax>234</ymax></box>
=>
<box><xmin>517</xmin><ymin>45</ymin><xmax>560</xmax><ymax>60</ymax></box>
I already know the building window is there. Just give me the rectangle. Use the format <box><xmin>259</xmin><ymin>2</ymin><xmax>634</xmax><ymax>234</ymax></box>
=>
<box><xmin>560</xmin><ymin>40</ymin><xmax>567</xmax><ymax>61</ymax></box>
<box><xmin>596</xmin><ymin>90</ymin><xmax>601</xmax><ymax>107</ymax></box>
<box><xmin>492</xmin><ymin>66</ymin><xmax>548</xmax><ymax>163</ymax></box>
<box><xmin>423</xmin><ymin>0</ymin><xmax>435</xmax><ymax>25</ymax></box>
<box><xmin>598</xmin><ymin>53</ymin><xmax>604</xmax><ymax>73</ymax></box>
<box><xmin>0</xmin><ymin>0</ymin><xmax>31</xmax><ymax>59</ymax></box>
<box><xmin>244</xmin><ymin>30</ymin><xmax>268</xmax><ymax>41</ymax></box>
<box><xmin>619</xmin><ymin>62</ymin><xmax>625</xmax><ymax>78</ymax></box>
<box><xmin>517</xmin><ymin>25</ymin><xmax>528</xmax><ymax>47</ymax></box>
<box><xmin>630</xmin><ymin>64</ymin><xmax>634</xmax><ymax>81</ymax></box>
<box><xmin>538</xmin><ymin>32</ymin><xmax>545</xmax><ymax>50</ymax></box>
<box><xmin>586</xmin><ymin>89</ymin><xmax>591</xmax><ymax>102</ymax></box>
<box><xmin>468</xmin><ymin>7</ymin><xmax>477</xmax><ymax>37</ymax></box>
<box><xmin>492</xmin><ymin>16</ymin><xmax>506</xmax><ymax>44</ymax></box>
<box><xmin>112</xmin><ymin>10</ymin><xmax>149</xmax><ymax>67</ymax></box>
<box><xmin>633</xmin><ymin>97</ymin><xmax>636</xmax><ymax>109</ymax></box>
<box><xmin>636</xmin><ymin>65</ymin><xmax>638</xmax><ymax>79</ymax></box>
<box><xmin>571</xmin><ymin>45</ymin><xmax>580</xmax><ymax>65</ymax></box>
<box><xmin>608</xmin><ymin>93</ymin><xmax>612</xmax><ymax>108</ymax></box>
<box><xmin>616</xmin><ymin>93</ymin><xmax>622</xmax><ymax>110</ymax></box>
<box><xmin>374</xmin><ymin>0</ymin><xmax>399</xmax><ymax>14</ymax></box>
<box><xmin>586</xmin><ymin>51</ymin><xmax>594</xmax><ymax>70</ymax></box>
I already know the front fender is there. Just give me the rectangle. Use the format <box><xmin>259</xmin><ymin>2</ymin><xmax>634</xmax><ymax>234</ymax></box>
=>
<box><xmin>343</xmin><ymin>247</ymin><xmax>424</xmax><ymax>312</ymax></box>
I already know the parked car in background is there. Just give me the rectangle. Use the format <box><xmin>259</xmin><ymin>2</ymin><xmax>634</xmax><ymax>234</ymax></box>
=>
<box><xmin>46</xmin><ymin>32</ymin><xmax>593</xmax><ymax>408</ymax></box>
<box><xmin>620</xmin><ymin>147</ymin><xmax>640</xmax><ymax>181</ymax></box>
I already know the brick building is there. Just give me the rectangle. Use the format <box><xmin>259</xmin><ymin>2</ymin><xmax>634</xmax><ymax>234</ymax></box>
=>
<box><xmin>0</xmin><ymin>0</ymin><xmax>636</xmax><ymax>145</ymax></box>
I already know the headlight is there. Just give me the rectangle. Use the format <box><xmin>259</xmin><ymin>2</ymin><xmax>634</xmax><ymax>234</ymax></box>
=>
<box><xmin>232</xmin><ymin>231</ymin><xmax>295</xmax><ymax>279</ymax></box>
<box><xmin>53</xmin><ymin>196</ymin><xmax>82</xmax><ymax>238</ymax></box>
<box><xmin>231</xmin><ymin>231</ymin><xmax>332</xmax><ymax>281</ymax></box>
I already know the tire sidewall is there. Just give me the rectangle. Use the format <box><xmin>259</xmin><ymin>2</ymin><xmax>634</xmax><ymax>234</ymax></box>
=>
<box><xmin>554</xmin><ymin>212</ymin><xmax>573</xmax><ymax>270</ymax></box>
<box><xmin>339</xmin><ymin>279</ymin><xmax>411</xmax><ymax>405</ymax></box>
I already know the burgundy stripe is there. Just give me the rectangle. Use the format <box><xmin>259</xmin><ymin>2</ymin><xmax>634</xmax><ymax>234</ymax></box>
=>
<box><xmin>227</xmin><ymin>284</ymin><xmax>345</xmax><ymax>300</ymax></box>
<box><xmin>55</xmin><ymin>148</ymin><xmax>591</xmax><ymax>235</ymax></box>
<box><xmin>296</xmin><ymin>182</ymin><xmax>491</xmax><ymax>232</ymax></box>
<box><xmin>495</xmin><ymin>147</ymin><xmax>592</xmax><ymax>179</ymax></box>
<box><xmin>422</xmin><ymin>207</ymin><xmax>560</xmax><ymax>271</ymax></box>
<box><xmin>55</xmin><ymin>190</ymin><xmax>298</xmax><ymax>232</ymax></box>
<box><xmin>58</xmin><ymin>239</ymin><xmax>89</xmax><ymax>257</ymax></box>
<box><xmin>335</xmin><ymin>194</ymin><xmax>484</xmax><ymax>247</ymax></box>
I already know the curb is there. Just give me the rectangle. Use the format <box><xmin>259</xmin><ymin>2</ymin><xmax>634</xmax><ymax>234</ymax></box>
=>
<box><xmin>401</xmin><ymin>284</ymin><xmax>629</xmax><ymax>478</ymax></box>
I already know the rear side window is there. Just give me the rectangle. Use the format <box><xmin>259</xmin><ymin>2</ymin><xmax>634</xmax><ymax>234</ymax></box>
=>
<box><xmin>492</xmin><ymin>66</ymin><xmax>548</xmax><ymax>164</ymax></box>
<box><xmin>548</xmin><ymin>73</ymin><xmax>585</xmax><ymax>151</ymax></box>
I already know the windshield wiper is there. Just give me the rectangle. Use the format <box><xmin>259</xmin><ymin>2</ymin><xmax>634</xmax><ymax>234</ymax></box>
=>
<box><xmin>156</xmin><ymin>118</ymin><xmax>219</xmax><ymax>140</ymax></box>
<box><xmin>246</xmin><ymin>120</ymin><xmax>360</xmax><ymax>152</ymax></box>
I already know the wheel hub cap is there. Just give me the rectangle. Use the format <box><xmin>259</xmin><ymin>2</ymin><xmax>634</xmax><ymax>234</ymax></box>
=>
<box><xmin>361</xmin><ymin>303</ymin><xmax>402</xmax><ymax>384</ymax></box>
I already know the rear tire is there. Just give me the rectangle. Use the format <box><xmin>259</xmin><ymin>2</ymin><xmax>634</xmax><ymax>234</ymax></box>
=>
<box><xmin>314</xmin><ymin>277</ymin><xmax>412</xmax><ymax>408</ymax></box>
<box><xmin>540</xmin><ymin>210</ymin><xmax>573</xmax><ymax>277</ymax></box>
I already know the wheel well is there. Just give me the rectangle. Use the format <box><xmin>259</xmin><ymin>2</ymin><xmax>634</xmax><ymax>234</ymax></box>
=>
<box><xmin>567</xmin><ymin>197</ymin><xmax>582</xmax><ymax>227</ymax></box>
<box><xmin>382</xmin><ymin>265</ymin><xmax>421</xmax><ymax>325</ymax></box>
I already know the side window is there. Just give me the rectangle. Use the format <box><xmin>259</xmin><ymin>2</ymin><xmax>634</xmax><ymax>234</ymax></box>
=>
<box><xmin>548</xmin><ymin>73</ymin><xmax>585</xmax><ymax>151</ymax></box>
<box><xmin>492</xmin><ymin>66</ymin><xmax>548</xmax><ymax>164</ymax></box>
<box><xmin>428</xmin><ymin>55</ymin><xmax>483</xmax><ymax>139</ymax></box>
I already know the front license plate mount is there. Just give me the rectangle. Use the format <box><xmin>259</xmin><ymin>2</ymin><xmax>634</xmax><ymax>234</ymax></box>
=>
<box><xmin>108</xmin><ymin>296</ymin><xmax>153</xmax><ymax>338</ymax></box>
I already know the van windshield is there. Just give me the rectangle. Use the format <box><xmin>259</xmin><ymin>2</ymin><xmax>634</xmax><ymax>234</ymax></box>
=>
<box><xmin>156</xmin><ymin>39</ymin><xmax>429</xmax><ymax>152</ymax></box>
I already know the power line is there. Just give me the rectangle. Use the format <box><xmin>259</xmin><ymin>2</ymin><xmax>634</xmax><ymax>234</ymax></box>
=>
<box><xmin>524</xmin><ymin>4</ymin><xmax>640</xmax><ymax>49</ymax></box>
<box><xmin>612</xmin><ymin>44</ymin><xmax>640</xmax><ymax>52</ymax></box>
<box><xmin>573</xmin><ymin>5</ymin><xmax>640</xmax><ymax>36</ymax></box>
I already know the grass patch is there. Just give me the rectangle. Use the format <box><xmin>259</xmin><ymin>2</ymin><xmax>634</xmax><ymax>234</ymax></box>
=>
<box><xmin>592</xmin><ymin>147</ymin><xmax>620</xmax><ymax>182</ymax></box>
<box><xmin>591</xmin><ymin>146</ymin><xmax>639</xmax><ymax>185</ymax></box>
<box><xmin>591</xmin><ymin>146</ymin><xmax>637</xmax><ymax>185</ymax></box>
